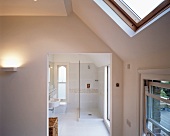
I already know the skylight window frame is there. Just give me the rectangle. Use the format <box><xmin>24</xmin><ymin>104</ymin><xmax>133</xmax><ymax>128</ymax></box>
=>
<box><xmin>104</xmin><ymin>0</ymin><xmax>170</xmax><ymax>31</ymax></box>
<box><xmin>120</xmin><ymin>0</ymin><xmax>141</xmax><ymax>20</ymax></box>
<box><xmin>114</xmin><ymin>0</ymin><xmax>141</xmax><ymax>23</ymax></box>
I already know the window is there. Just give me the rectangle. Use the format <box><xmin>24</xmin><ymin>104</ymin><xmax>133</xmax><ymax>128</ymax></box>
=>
<box><xmin>144</xmin><ymin>80</ymin><xmax>170</xmax><ymax>136</ymax></box>
<box><xmin>94</xmin><ymin>0</ymin><xmax>170</xmax><ymax>36</ymax></box>
<box><xmin>57</xmin><ymin>65</ymin><xmax>67</xmax><ymax>100</ymax></box>
<box><xmin>120</xmin><ymin>0</ymin><xmax>164</xmax><ymax>20</ymax></box>
<box><xmin>104</xmin><ymin>0</ymin><xmax>170</xmax><ymax>31</ymax></box>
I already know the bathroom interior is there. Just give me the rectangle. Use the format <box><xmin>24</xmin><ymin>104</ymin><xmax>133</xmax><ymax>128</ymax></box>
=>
<box><xmin>48</xmin><ymin>53</ymin><xmax>111</xmax><ymax>135</ymax></box>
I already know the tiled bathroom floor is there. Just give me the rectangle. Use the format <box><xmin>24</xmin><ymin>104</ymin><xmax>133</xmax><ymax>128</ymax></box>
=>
<box><xmin>80</xmin><ymin>109</ymin><xmax>102</xmax><ymax>119</ymax></box>
<box><xmin>49</xmin><ymin>109</ymin><xmax>109</xmax><ymax>136</ymax></box>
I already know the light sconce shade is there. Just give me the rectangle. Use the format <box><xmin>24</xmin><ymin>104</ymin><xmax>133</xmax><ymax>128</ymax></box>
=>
<box><xmin>1</xmin><ymin>67</ymin><xmax>17</xmax><ymax>72</ymax></box>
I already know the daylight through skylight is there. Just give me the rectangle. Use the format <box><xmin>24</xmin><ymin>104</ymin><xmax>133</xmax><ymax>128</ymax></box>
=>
<box><xmin>95</xmin><ymin>0</ymin><xmax>169</xmax><ymax>36</ymax></box>
<box><xmin>121</xmin><ymin>0</ymin><xmax>164</xmax><ymax>20</ymax></box>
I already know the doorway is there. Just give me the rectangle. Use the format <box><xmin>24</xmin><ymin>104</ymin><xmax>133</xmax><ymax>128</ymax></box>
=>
<box><xmin>47</xmin><ymin>53</ymin><xmax>111</xmax><ymax>136</ymax></box>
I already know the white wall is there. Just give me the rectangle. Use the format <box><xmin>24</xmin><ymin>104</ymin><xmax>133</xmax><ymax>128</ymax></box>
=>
<box><xmin>111</xmin><ymin>53</ymin><xmax>123</xmax><ymax>136</ymax></box>
<box><xmin>123</xmin><ymin>57</ymin><xmax>170</xmax><ymax>136</ymax></box>
<box><xmin>0</xmin><ymin>14</ymin><xmax>123</xmax><ymax>136</ymax></box>
<box><xmin>71</xmin><ymin>2</ymin><xmax>169</xmax><ymax>135</ymax></box>
<box><xmin>0</xmin><ymin>74</ymin><xmax>2</xmax><ymax>136</ymax></box>
<box><xmin>0</xmin><ymin>17</ymin><xmax>2</xmax><ymax>136</ymax></box>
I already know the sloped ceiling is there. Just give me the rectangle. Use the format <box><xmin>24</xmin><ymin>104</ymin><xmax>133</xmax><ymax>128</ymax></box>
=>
<box><xmin>0</xmin><ymin>0</ymin><xmax>170</xmax><ymax>62</ymax></box>
<box><xmin>0</xmin><ymin>0</ymin><xmax>72</xmax><ymax>16</ymax></box>
<box><xmin>72</xmin><ymin>0</ymin><xmax>170</xmax><ymax>62</ymax></box>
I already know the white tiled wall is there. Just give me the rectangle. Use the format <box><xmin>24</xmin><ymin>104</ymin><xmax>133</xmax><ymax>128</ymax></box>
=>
<box><xmin>68</xmin><ymin>63</ymin><xmax>79</xmax><ymax>110</ymax></box>
<box><xmin>97</xmin><ymin>67</ymin><xmax>105</xmax><ymax>118</ymax></box>
<box><xmin>68</xmin><ymin>63</ymin><xmax>103</xmax><ymax>111</ymax></box>
<box><xmin>80</xmin><ymin>63</ymin><xmax>98</xmax><ymax>90</ymax></box>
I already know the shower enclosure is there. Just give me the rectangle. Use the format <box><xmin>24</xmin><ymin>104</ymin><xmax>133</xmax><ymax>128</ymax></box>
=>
<box><xmin>79</xmin><ymin>61</ymin><xmax>102</xmax><ymax>120</ymax></box>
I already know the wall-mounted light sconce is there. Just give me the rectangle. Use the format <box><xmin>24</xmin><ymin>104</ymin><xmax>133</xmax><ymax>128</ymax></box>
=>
<box><xmin>1</xmin><ymin>67</ymin><xmax>17</xmax><ymax>72</ymax></box>
<box><xmin>1</xmin><ymin>54</ymin><xmax>22</xmax><ymax>72</ymax></box>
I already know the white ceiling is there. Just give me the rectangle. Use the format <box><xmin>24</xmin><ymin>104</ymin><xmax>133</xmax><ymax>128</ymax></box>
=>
<box><xmin>0</xmin><ymin>0</ymin><xmax>72</xmax><ymax>16</ymax></box>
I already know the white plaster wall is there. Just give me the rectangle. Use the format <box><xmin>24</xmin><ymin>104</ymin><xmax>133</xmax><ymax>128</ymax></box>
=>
<box><xmin>111</xmin><ymin>53</ymin><xmax>123</xmax><ymax>136</ymax></box>
<box><xmin>123</xmin><ymin>57</ymin><xmax>170</xmax><ymax>136</ymax></box>
<box><xmin>72</xmin><ymin>1</ymin><xmax>169</xmax><ymax>135</ymax></box>
<box><xmin>0</xmin><ymin>17</ymin><xmax>1</xmax><ymax>42</ymax></box>
<box><xmin>0</xmin><ymin>14</ymin><xmax>123</xmax><ymax>136</ymax></box>
<box><xmin>0</xmin><ymin>75</ymin><xmax>2</xmax><ymax>136</ymax></box>
<box><xmin>98</xmin><ymin>66</ymin><xmax>105</xmax><ymax>118</ymax></box>
<box><xmin>0</xmin><ymin>17</ymin><xmax>2</xmax><ymax>136</ymax></box>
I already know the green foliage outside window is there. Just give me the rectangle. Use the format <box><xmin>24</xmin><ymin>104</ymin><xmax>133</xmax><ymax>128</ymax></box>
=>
<box><xmin>160</xmin><ymin>89</ymin><xmax>168</xmax><ymax>98</ymax></box>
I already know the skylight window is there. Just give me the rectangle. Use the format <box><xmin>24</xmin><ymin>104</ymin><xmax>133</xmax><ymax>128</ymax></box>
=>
<box><xmin>94</xmin><ymin>0</ymin><xmax>170</xmax><ymax>36</ymax></box>
<box><xmin>106</xmin><ymin>0</ymin><xmax>169</xmax><ymax>29</ymax></box>
<box><xmin>120</xmin><ymin>0</ymin><xmax>164</xmax><ymax>20</ymax></box>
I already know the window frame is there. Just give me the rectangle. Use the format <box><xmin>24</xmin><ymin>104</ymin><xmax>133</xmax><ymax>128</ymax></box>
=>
<box><xmin>103</xmin><ymin>0</ymin><xmax>170</xmax><ymax>31</ymax></box>
<box><xmin>57</xmin><ymin>65</ymin><xmax>67</xmax><ymax>100</ymax></box>
<box><xmin>138</xmin><ymin>68</ymin><xmax>170</xmax><ymax>136</ymax></box>
<box><xmin>144</xmin><ymin>81</ymin><xmax>170</xmax><ymax>136</ymax></box>
<box><xmin>54</xmin><ymin>63</ymin><xmax>69</xmax><ymax>102</ymax></box>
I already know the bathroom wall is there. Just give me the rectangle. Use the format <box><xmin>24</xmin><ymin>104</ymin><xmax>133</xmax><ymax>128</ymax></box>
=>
<box><xmin>68</xmin><ymin>63</ymin><xmax>79</xmax><ymax>110</ymax></box>
<box><xmin>80</xmin><ymin>63</ymin><xmax>98</xmax><ymax>110</ymax></box>
<box><xmin>48</xmin><ymin>55</ymin><xmax>54</xmax><ymax>88</ymax></box>
<box><xmin>69</xmin><ymin>63</ymin><xmax>99</xmax><ymax>110</ymax></box>
<box><xmin>49</xmin><ymin>62</ymin><xmax>54</xmax><ymax>88</ymax></box>
<box><xmin>0</xmin><ymin>14</ymin><xmax>123</xmax><ymax>136</ymax></box>
<box><xmin>97</xmin><ymin>66</ymin><xmax>105</xmax><ymax>118</ymax></box>
<box><xmin>49</xmin><ymin>62</ymin><xmax>55</xmax><ymax>98</ymax></box>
